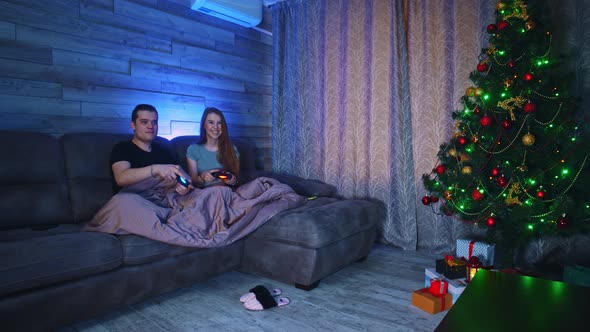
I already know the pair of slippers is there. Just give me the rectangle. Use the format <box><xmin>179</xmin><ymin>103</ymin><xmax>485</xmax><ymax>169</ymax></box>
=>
<box><xmin>240</xmin><ymin>285</ymin><xmax>290</xmax><ymax>311</ymax></box>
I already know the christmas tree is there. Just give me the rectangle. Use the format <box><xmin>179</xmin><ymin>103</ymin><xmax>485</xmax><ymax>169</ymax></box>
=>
<box><xmin>422</xmin><ymin>0</ymin><xmax>590</xmax><ymax>254</ymax></box>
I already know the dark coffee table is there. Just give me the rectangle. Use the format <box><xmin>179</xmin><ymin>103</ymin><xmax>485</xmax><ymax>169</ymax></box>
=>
<box><xmin>435</xmin><ymin>269</ymin><xmax>590</xmax><ymax>331</ymax></box>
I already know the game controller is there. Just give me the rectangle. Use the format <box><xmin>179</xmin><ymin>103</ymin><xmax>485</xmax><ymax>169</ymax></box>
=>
<box><xmin>177</xmin><ymin>175</ymin><xmax>190</xmax><ymax>187</ymax></box>
<box><xmin>211</xmin><ymin>170</ymin><xmax>233</xmax><ymax>180</ymax></box>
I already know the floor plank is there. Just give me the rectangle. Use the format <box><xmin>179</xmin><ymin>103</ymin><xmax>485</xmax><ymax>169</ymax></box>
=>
<box><xmin>63</xmin><ymin>244</ymin><xmax>447</xmax><ymax>332</ymax></box>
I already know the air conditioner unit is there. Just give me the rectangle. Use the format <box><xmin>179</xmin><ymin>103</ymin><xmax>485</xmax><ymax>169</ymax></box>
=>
<box><xmin>191</xmin><ymin>0</ymin><xmax>263</xmax><ymax>28</ymax></box>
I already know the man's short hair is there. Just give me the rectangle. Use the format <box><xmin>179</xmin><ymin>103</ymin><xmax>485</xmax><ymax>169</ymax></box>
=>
<box><xmin>131</xmin><ymin>104</ymin><xmax>158</xmax><ymax>122</ymax></box>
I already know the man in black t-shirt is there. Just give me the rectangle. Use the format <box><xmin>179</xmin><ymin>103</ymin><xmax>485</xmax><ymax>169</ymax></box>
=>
<box><xmin>110</xmin><ymin>104</ymin><xmax>192</xmax><ymax>194</ymax></box>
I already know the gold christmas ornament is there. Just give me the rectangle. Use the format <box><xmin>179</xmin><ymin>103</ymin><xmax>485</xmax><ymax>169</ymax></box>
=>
<box><xmin>448</xmin><ymin>148</ymin><xmax>457</xmax><ymax>157</ymax></box>
<box><xmin>486</xmin><ymin>44</ymin><xmax>497</xmax><ymax>55</ymax></box>
<box><xmin>465</xmin><ymin>87</ymin><xmax>475</xmax><ymax>97</ymax></box>
<box><xmin>471</xmin><ymin>135</ymin><xmax>480</xmax><ymax>144</ymax></box>
<box><xmin>458</xmin><ymin>152</ymin><xmax>470</xmax><ymax>162</ymax></box>
<box><xmin>452</xmin><ymin>121</ymin><xmax>464</xmax><ymax>139</ymax></box>
<box><xmin>461</xmin><ymin>166</ymin><xmax>473</xmax><ymax>175</ymax></box>
<box><xmin>497</xmin><ymin>96</ymin><xmax>526</xmax><ymax>121</ymax></box>
<box><xmin>474</xmin><ymin>88</ymin><xmax>485</xmax><ymax>97</ymax></box>
<box><xmin>517</xmin><ymin>164</ymin><xmax>528</xmax><ymax>172</ymax></box>
<box><xmin>496</xmin><ymin>2</ymin><xmax>506</xmax><ymax>11</ymax></box>
<box><xmin>443</xmin><ymin>190</ymin><xmax>453</xmax><ymax>200</ymax></box>
<box><xmin>522</xmin><ymin>133</ymin><xmax>536</xmax><ymax>146</ymax></box>
<box><xmin>502</xmin><ymin>0</ymin><xmax>529</xmax><ymax>21</ymax></box>
<box><xmin>503</xmin><ymin>79</ymin><xmax>514</xmax><ymax>88</ymax></box>
<box><xmin>525</xmin><ymin>21</ymin><xmax>536</xmax><ymax>31</ymax></box>
<box><xmin>505</xmin><ymin>182</ymin><xmax>523</xmax><ymax>206</ymax></box>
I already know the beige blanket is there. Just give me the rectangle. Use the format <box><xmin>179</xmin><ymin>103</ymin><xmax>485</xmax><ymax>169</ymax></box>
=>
<box><xmin>83</xmin><ymin>177</ymin><xmax>304</xmax><ymax>247</ymax></box>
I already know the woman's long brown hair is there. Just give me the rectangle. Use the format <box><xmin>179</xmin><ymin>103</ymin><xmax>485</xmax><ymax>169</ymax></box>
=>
<box><xmin>198</xmin><ymin>107</ymin><xmax>240</xmax><ymax>182</ymax></box>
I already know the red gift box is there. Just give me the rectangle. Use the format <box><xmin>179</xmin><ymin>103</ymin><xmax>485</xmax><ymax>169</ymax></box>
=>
<box><xmin>429</xmin><ymin>278</ymin><xmax>448</xmax><ymax>295</ymax></box>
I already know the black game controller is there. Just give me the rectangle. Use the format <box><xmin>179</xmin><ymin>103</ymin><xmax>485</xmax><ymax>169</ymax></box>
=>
<box><xmin>211</xmin><ymin>170</ymin><xmax>233</xmax><ymax>180</ymax></box>
<box><xmin>177</xmin><ymin>175</ymin><xmax>190</xmax><ymax>187</ymax></box>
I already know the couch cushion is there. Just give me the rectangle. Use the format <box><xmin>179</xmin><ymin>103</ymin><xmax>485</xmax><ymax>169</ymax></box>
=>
<box><xmin>0</xmin><ymin>131</ymin><xmax>72</xmax><ymax>229</ymax></box>
<box><xmin>0</xmin><ymin>224</ymin><xmax>82</xmax><ymax>242</ymax></box>
<box><xmin>0</xmin><ymin>232</ymin><xmax>122</xmax><ymax>296</ymax></box>
<box><xmin>248</xmin><ymin>198</ymin><xmax>381</xmax><ymax>249</ymax></box>
<box><xmin>171</xmin><ymin>136</ymin><xmax>257</xmax><ymax>183</ymax></box>
<box><xmin>256</xmin><ymin>172</ymin><xmax>337</xmax><ymax>197</ymax></box>
<box><xmin>61</xmin><ymin>133</ymin><xmax>174</xmax><ymax>222</ymax></box>
<box><xmin>117</xmin><ymin>234</ymin><xmax>203</xmax><ymax>266</ymax></box>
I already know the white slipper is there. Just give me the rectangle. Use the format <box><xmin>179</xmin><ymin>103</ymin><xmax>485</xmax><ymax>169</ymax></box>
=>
<box><xmin>239</xmin><ymin>286</ymin><xmax>282</xmax><ymax>303</ymax></box>
<box><xmin>244</xmin><ymin>297</ymin><xmax>290</xmax><ymax>311</ymax></box>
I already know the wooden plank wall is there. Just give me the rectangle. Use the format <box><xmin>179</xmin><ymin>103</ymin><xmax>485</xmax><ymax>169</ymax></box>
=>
<box><xmin>0</xmin><ymin>0</ymin><xmax>273</xmax><ymax>169</ymax></box>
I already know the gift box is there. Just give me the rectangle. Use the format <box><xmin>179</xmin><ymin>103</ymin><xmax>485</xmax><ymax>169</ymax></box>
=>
<box><xmin>411</xmin><ymin>288</ymin><xmax>453</xmax><ymax>314</ymax></box>
<box><xmin>436</xmin><ymin>258</ymin><xmax>466</xmax><ymax>279</ymax></box>
<box><xmin>563</xmin><ymin>265</ymin><xmax>590</xmax><ymax>288</ymax></box>
<box><xmin>425</xmin><ymin>268</ymin><xmax>467</xmax><ymax>303</ymax></box>
<box><xmin>429</xmin><ymin>278</ymin><xmax>448</xmax><ymax>295</ymax></box>
<box><xmin>456</xmin><ymin>239</ymin><xmax>496</xmax><ymax>266</ymax></box>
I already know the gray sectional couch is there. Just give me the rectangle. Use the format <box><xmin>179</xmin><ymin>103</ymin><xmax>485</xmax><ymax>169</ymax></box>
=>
<box><xmin>0</xmin><ymin>131</ymin><xmax>384</xmax><ymax>331</ymax></box>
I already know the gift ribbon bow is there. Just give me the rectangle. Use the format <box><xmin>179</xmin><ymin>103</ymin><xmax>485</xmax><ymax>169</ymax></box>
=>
<box><xmin>437</xmin><ymin>280</ymin><xmax>445</xmax><ymax>294</ymax></box>
<box><xmin>444</xmin><ymin>254</ymin><xmax>467</xmax><ymax>267</ymax></box>
<box><xmin>458</xmin><ymin>241</ymin><xmax>479</xmax><ymax>264</ymax></box>
<box><xmin>467</xmin><ymin>256</ymin><xmax>493</xmax><ymax>270</ymax></box>
<box><xmin>468</xmin><ymin>240</ymin><xmax>475</xmax><ymax>259</ymax></box>
<box><xmin>467</xmin><ymin>256</ymin><xmax>483</xmax><ymax>268</ymax></box>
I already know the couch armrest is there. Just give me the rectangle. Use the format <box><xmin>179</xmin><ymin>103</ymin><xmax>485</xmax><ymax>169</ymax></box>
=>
<box><xmin>256</xmin><ymin>171</ymin><xmax>337</xmax><ymax>198</ymax></box>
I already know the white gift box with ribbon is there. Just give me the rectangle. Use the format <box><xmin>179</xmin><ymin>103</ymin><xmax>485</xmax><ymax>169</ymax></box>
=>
<box><xmin>456</xmin><ymin>239</ymin><xmax>496</xmax><ymax>266</ymax></box>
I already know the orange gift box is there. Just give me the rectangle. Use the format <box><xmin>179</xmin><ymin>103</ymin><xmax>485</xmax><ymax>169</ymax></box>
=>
<box><xmin>411</xmin><ymin>288</ymin><xmax>453</xmax><ymax>314</ymax></box>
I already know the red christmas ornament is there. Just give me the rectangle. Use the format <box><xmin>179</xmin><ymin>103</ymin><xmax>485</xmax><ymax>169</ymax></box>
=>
<box><xmin>536</xmin><ymin>190</ymin><xmax>545</xmax><ymax>199</ymax></box>
<box><xmin>435</xmin><ymin>165</ymin><xmax>446</xmax><ymax>175</ymax></box>
<box><xmin>496</xmin><ymin>176</ymin><xmax>508</xmax><ymax>187</ymax></box>
<box><xmin>480</xmin><ymin>115</ymin><xmax>492</xmax><ymax>127</ymax></box>
<box><xmin>501</xmin><ymin>119</ymin><xmax>513</xmax><ymax>129</ymax></box>
<box><xmin>497</xmin><ymin>20</ymin><xmax>509</xmax><ymax>31</ymax></box>
<box><xmin>477</xmin><ymin>62</ymin><xmax>488</xmax><ymax>72</ymax></box>
<box><xmin>474</xmin><ymin>106</ymin><xmax>481</xmax><ymax>115</ymax></box>
<box><xmin>523</xmin><ymin>102</ymin><xmax>536</xmax><ymax>113</ymax></box>
<box><xmin>457</xmin><ymin>136</ymin><xmax>468</xmax><ymax>146</ymax></box>
<box><xmin>487</xmin><ymin>24</ymin><xmax>497</xmax><ymax>33</ymax></box>
<box><xmin>472</xmin><ymin>189</ymin><xmax>484</xmax><ymax>201</ymax></box>
<box><xmin>508</xmin><ymin>60</ymin><xmax>516</xmax><ymax>68</ymax></box>
<box><xmin>557</xmin><ymin>215</ymin><xmax>570</xmax><ymax>230</ymax></box>
<box><xmin>486</xmin><ymin>216</ymin><xmax>497</xmax><ymax>227</ymax></box>
<box><xmin>430</xmin><ymin>196</ymin><xmax>439</xmax><ymax>203</ymax></box>
<box><xmin>490</xmin><ymin>167</ymin><xmax>500</xmax><ymax>177</ymax></box>
<box><xmin>422</xmin><ymin>195</ymin><xmax>432</xmax><ymax>205</ymax></box>
<box><xmin>523</xmin><ymin>73</ymin><xmax>534</xmax><ymax>81</ymax></box>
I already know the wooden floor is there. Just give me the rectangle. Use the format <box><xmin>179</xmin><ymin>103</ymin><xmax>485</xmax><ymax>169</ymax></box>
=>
<box><xmin>61</xmin><ymin>244</ymin><xmax>447</xmax><ymax>332</ymax></box>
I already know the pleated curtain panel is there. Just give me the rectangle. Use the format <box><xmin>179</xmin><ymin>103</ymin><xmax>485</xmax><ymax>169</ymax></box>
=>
<box><xmin>271</xmin><ymin>0</ymin><xmax>589</xmax><ymax>253</ymax></box>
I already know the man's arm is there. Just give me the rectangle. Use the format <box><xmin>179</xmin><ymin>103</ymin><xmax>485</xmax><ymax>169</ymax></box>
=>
<box><xmin>112</xmin><ymin>161</ymin><xmax>185</xmax><ymax>187</ymax></box>
<box><xmin>112</xmin><ymin>161</ymin><xmax>150</xmax><ymax>187</ymax></box>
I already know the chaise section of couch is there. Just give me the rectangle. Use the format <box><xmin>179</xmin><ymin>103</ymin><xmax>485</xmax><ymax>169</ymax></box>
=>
<box><xmin>240</xmin><ymin>196</ymin><xmax>382</xmax><ymax>289</ymax></box>
<box><xmin>0</xmin><ymin>131</ymin><xmax>383</xmax><ymax>331</ymax></box>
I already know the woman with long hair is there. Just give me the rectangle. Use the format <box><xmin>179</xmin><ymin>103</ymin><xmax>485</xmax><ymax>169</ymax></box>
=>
<box><xmin>186</xmin><ymin>107</ymin><xmax>240</xmax><ymax>188</ymax></box>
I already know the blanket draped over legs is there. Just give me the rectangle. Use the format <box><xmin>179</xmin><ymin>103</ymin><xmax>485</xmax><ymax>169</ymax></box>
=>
<box><xmin>83</xmin><ymin>177</ymin><xmax>305</xmax><ymax>247</ymax></box>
